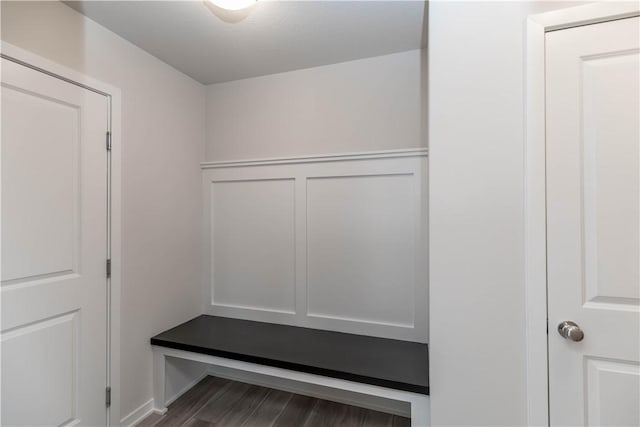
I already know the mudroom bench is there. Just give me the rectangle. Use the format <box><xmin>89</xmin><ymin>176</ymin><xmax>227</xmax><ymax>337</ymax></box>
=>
<box><xmin>151</xmin><ymin>315</ymin><xmax>429</xmax><ymax>426</ymax></box>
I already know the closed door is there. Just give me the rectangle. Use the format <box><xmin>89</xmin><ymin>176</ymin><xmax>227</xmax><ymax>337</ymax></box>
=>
<box><xmin>1</xmin><ymin>58</ymin><xmax>109</xmax><ymax>426</ymax></box>
<box><xmin>546</xmin><ymin>16</ymin><xmax>640</xmax><ymax>426</ymax></box>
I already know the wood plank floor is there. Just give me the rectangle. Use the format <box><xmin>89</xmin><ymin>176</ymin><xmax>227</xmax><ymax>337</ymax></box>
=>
<box><xmin>137</xmin><ymin>376</ymin><xmax>411</xmax><ymax>427</ymax></box>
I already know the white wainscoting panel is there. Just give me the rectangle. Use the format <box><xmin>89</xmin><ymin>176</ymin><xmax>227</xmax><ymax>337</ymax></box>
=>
<box><xmin>307</xmin><ymin>174</ymin><xmax>415</xmax><ymax>327</ymax></box>
<box><xmin>202</xmin><ymin>149</ymin><xmax>427</xmax><ymax>341</ymax></box>
<box><xmin>210</xmin><ymin>179</ymin><xmax>296</xmax><ymax>315</ymax></box>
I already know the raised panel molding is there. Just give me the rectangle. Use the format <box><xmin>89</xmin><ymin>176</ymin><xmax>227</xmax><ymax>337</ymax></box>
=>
<box><xmin>581</xmin><ymin>50</ymin><xmax>640</xmax><ymax>311</ymax></box>
<box><xmin>202</xmin><ymin>150</ymin><xmax>428</xmax><ymax>342</ymax></box>
<box><xmin>585</xmin><ymin>358</ymin><xmax>640</xmax><ymax>426</ymax></box>
<box><xmin>1</xmin><ymin>86</ymin><xmax>81</xmax><ymax>287</ymax></box>
<box><xmin>1</xmin><ymin>311</ymin><xmax>79</xmax><ymax>426</ymax></box>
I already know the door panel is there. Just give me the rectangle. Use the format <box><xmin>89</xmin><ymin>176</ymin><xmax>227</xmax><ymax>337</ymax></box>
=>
<box><xmin>582</xmin><ymin>50</ymin><xmax>639</xmax><ymax>310</ymax></box>
<box><xmin>1</xmin><ymin>85</ymin><xmax>79</xmax><ymax>283</ymax></box>
<box><xmin>546</xmin><ymin>17</ymin><xmax>640</xmax><ymax>426</ymax></box>
<box><xmin>2</xmin><ymin>313</ymin><xmax>79</xmax><ymax>426</ymax></box>
<box><xmin>585</xmin><ymin>358</ymin><xmax>640</xmax><ymax>427</ymax></box>
<box><xmin>1</xmin><ymin>58</ymin><xmax>109</xmax><ymax>426</ymax></box>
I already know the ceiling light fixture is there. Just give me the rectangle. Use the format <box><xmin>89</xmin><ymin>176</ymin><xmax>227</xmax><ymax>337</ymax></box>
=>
<box><xmin>206</xmin><ymin>0</ymin><xmax>258</xmax><ymax>11</ymax></box>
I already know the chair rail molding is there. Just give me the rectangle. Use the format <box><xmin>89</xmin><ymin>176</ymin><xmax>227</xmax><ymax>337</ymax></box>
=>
<box><xmin>525</xmin><ymin>3</ymin><xmax>640</xmax><ymax>426</ymax></box>
<box><xmin>200</xmin><ymin>148</ymin><xmax>428</xmax><ymax>169</ymax></box>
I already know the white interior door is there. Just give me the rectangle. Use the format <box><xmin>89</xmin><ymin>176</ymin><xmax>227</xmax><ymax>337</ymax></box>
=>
<box><xmin>546</xmin><ymin>16</ymin><xmax>640</xmax><ymax>427</ymax></box>
<box><xmin>1</xmin><ymin>58</ymin><xmax>109</xmax><ymax>426</ymax></box>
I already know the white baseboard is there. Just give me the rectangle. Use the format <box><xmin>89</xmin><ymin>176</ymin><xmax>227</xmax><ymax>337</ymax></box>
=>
<box><xmin>164</xmin><ymin>371</ymin><xmax>210</xmax><ymax>407</ymax></box>
<box><xmin>206</xmin><ymin>366</ymin><xmax>411</xmax><ymax>417</ymax></box>
<box><xmin>120</xmin><ymin>371</ymin><xmax>207</xmax><ymax>427</ymax></box>
<box><xmin>120</xmin><ymin>398</ymin><xmax>157</xmax><ymax>427</ymax></box>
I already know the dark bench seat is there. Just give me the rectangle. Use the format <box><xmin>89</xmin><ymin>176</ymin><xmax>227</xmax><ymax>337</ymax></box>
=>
<box><xmin>151</xmin><ymin>315</ymin><xmax>429</xmax><ymax>395</ymax></box>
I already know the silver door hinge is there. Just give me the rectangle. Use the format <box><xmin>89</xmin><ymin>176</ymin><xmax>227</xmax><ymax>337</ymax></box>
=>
<box><xmin>106</xmin><ymin>387</ymin><xmax>111</xmax><ymax>407</ymax></box>
<box><xmin>106</xmin><ymin>131</ymin><xmax>112</xmax><ymax>151</ymax></box>
<box><xmin>106</xmin><ymin>259</ymin><xmax>111</xmax><ymax>279</ymax></box>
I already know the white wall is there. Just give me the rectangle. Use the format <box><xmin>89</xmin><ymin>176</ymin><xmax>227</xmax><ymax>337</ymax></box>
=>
<box><xmin>1</xmin><ymin>1</ymin><xmax>206</xmax><ymax>421</ymax></box>
<box><xmin>428</xmin><ymin>2</ymin><xmax>588</xmax><ymax>426</ymax></box>
<box><xmin>205</xmin><ymin>49</ymin><xmax>427</xmax><ymax>161</ymax></box>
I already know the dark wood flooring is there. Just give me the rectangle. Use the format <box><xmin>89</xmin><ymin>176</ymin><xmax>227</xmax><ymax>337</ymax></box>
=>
<box><xmin>137</xmin><ymin>376</ymin><xmax>410</xmax><ymax>427</ymax></box>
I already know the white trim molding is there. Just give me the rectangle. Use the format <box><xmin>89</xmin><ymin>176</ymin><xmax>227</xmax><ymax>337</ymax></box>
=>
<box><xmin>201</xmin><ymin>148</ymin><xmax>428</xmax><ymax>169</ymax></box>
<box><xmin>0</xmin><ymin>41</ymin><xmax>123</xmax><ymax>427</ymax></box>
<box><xmin>524</xmin><ymin>3</ymin><xmax>640</xmax><ymax>426</ymax></box>
<box><xmin>120</xmin><ymin>398</ymin><xmax>156</xmax><ymax>427</ymax></box>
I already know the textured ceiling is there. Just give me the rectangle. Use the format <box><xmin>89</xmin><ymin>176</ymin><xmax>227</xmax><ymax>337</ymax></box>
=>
<box><xmin>65</xmin><ymin>1</ymin><xmax>427</xmax><ymax>84</ymax></box>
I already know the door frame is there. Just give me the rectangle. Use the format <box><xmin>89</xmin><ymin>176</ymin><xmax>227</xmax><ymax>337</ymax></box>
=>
<box><xmin>524</xmin><ymin>3</ymin><xmax>640</xmax><ymax>426</ymax></box>
<box><xmin>0</xmin><ymin>41</ymin><xmax>123</xmax><ymax>426</ymax></box>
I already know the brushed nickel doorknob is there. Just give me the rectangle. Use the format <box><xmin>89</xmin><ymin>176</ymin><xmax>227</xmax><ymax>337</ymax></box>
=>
<box><xmin>557</xmin><ymin>321</ymin><xmax>584</xmax><ymax>342</ymax></box>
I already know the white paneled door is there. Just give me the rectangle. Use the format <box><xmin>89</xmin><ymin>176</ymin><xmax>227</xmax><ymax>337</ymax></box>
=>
<box><xmin>546</xmin><ymin>17</ymin><xmax>640</xmax><ymax>426</ymax></box>
<box><xmin>1</xmin><ymin>58</ymin><xmax>109</xmax><ymax>426</ymax></box>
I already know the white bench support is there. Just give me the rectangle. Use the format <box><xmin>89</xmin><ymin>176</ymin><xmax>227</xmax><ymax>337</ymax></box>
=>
<box><xmin>152</xmin><ymin>346</ymin><xmax>429</xmax><ymax>426</ymax></box>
